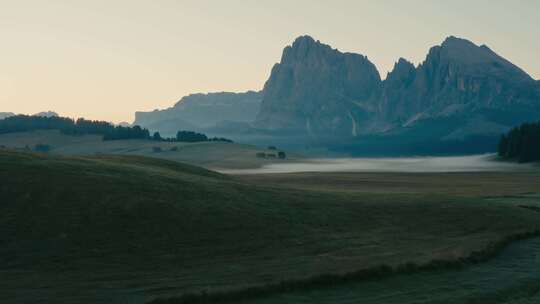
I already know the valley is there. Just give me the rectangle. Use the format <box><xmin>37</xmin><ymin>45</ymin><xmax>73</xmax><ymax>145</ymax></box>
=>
<box><xmin>2</xmin><ymin>6</ymin><xmax>540</xmax><ymax>303</ymax></box>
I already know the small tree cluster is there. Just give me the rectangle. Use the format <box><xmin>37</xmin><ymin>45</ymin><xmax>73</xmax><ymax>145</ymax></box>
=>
<box><xmin>102</xmin><ymin>125</ymin><xmax>150</xmax><ymax>141</ymax></box>
<box><xmin>176</xmin><ymin>130</ymin><xmax>208</xmax><ymax>142</ymax></box>
<box><xmin>209</xmin><ymin>137</ymin><xmax>233</xmax><ymax>143</ymax></box>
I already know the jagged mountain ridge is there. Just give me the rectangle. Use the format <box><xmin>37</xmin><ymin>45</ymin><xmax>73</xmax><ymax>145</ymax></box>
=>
<box><xmin>254</xmin><ymin>35</ymin><xmax>540</xmax><ymax>141</ymax></box>
<box><xmin>134</xmin><ymin>35</ymin><xmax>540</xmax><ymax>152</ymax></box>
<box><xmin>383</xmin><ymin>37</ymin><xmax>537</xmax><ymax>122</ymax></box>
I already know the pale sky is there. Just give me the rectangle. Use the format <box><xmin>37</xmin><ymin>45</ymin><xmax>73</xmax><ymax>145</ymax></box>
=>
<box><xmin>1</xmin><ymin>0</ymin><xmax>539</xmax><ymax>123</ymax></box>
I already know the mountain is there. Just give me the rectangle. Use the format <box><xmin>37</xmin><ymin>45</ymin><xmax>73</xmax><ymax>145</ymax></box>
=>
<box><xmin>381</xmin><ymin>36</ymin><xmax>540</xmax><ymax>139</ymax></box>
<box><xmin>254</xmin><ymin>36</ymin><xmax>381</xmax><ymax>137</ymax></box>
<box><xmin>133</xmin><ymin>35</ymin><xmax>540</xmax><ymax>154</ymax></box>
<box><xmin>0</xmin><ymin>112</ymin><xmax>15</xmax><ymax>120</ymax></box>
<box><xmin>1</xmin><ymin>112</ymin><xmax>59</xmax><ymax>121</ymax></box>
<box><xmin>134</xmin><ymin>91</ymin><xmax>262</xmax><ymax>136</ymax></box>
<box><xmin>34</xmin><ymin>111</ymin><xmax>59</xmax><ymax>117</ymax></box>
<box><xmin>117</xmin><ymin>121</ymin><xmax>131</xmax><ymax>127</ymax></box>
<box><xmin>254</xmin><ymin>35</ymin><xmax>540</xmax><ymax>151</ymax></box>
<box><xmin>0</xmin><ymin>112</ymin><xmax>58</xmax><ymax>120</ymax></box>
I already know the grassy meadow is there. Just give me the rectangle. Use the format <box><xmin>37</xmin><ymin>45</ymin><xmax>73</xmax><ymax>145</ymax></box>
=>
<box><xmin>1</xmin><ymin>149</ymin><xmax>540</xmax><ymax>303</ymax></box>
<box><xmin>0</xmin><ymin>130</ymin><xmax>301</xmax><ymax>169</ymax></box>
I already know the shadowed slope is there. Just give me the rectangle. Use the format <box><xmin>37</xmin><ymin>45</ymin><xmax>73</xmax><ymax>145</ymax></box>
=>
<box><xmin>1</xmin><ymin>150</ymin><xmax>540</xmax><ymax>303</ymax></box>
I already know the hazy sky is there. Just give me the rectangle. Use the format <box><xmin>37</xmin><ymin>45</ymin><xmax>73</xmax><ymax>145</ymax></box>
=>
<box><xmin>1</xmin><ymin>0</ymin><xmax>539</xmax><ymax>123</ymax></box>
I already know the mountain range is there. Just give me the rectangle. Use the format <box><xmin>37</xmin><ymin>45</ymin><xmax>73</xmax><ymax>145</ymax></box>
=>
<box><xmin>0</xmin><ymin>111</ymin><xmax>58</xmax><ymax>120</ymax></box>
<box><xmin>0</xmin><ymin>113</ymin><xmax>15</xmax><ymax>120</ymax></box>
<box><xmin>134</xmin><ymin>36</ymin><xmax>540</xmax><ymax>154</ymax></box>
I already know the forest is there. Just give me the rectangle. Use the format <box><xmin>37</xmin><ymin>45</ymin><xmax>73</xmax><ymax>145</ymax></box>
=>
<box><xmin>0</xmin><ymin>115</ymin><xmax>231</xmax><ymax>143</ymax></box>
<box><xmin>498</xmin><ymin>121</ymin><xmax>540</xmax><ymax>162</ymax></box>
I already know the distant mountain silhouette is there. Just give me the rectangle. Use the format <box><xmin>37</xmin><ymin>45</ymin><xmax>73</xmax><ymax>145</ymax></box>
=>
<box><xmin>0</xmin><ymin>112</ymin><xmax>15</xmax><ymax>120</ymax></box>
<box><xmin>134</xmin><ymin>91</ymin><xmax>262</xmax><ymax>136</ymax></box>
<box><xmin>1</xmin><ymin>111</ymin><xmax>58</xmax><ymax>120</ymax></box>
<box><xmin>33</xmin><ymin>111</ymin><xmax>59</xmax><ymax>117</ymax></box>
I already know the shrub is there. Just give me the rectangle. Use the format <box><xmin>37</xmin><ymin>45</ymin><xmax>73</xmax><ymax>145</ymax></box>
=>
<box><xmin>256</xmin><ymin>152</ymin><xmax>266</xmax><ymax>158</ymax></box>
<box><xmin>209</xmin><ymin>137</ymin><xmax>234</xmax><ymax>143</ymax></box>
<box><xmin>153</xmin><ymin>132</ymin><xmax>162</xmax><ymax>141</ymax></box>
<box><xmin>176</xmin><ymin>130</ymin><xmax>208</xmax><ymax>142</ymax></box>
<box><xmin>278</xmin><ymin>151</ymin><xmax>286</xmax><ymax>159</ymax></box>
<box><xmin>152</xmin><ymin>146</ymin><xmax>162</xmax><ymax>153</ymax></box>
<box><xmin>170</xmin><ymin>146</ymin><xmax>179</xmax><ymax>152</ymax></box>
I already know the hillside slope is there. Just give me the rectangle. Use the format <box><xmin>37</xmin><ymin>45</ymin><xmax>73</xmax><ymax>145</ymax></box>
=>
<box><xmin>0</xmin><ymin>130</ymin><xmax>298</xmax><ymax>169</ymax></box>
<box><xmin>1</xmin><ymin>150</ymin><xmax>540</xmax><ymax>303</ymax></box>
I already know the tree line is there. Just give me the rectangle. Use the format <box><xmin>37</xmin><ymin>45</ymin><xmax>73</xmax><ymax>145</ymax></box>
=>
<box><xmin>150</xmin><ymin>131</ymin><xmax>232</xmax><ymax>143</ymax></box>
<box><xmin>498</xmin><ymin>121</ymin><xmax>540</xmax><ymax>162</ymax></box>
<box><xmin>0</xmin><ymin>115</ymin><xmax>150</xmax><ymax>140</ymax></box>
<box><xmin>0</xmin><ymin>115</ymin><xmax>232</xmax><ymax>143</ymax></box>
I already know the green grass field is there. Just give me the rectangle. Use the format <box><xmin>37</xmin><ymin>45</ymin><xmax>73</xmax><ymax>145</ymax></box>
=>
<box><xmin>1</xmin><ymin>149</ymin><xmax>540</xmax><ymax>303</ymax></box>
<box><xmin>0</xmin><ymin>130</ymin><xmax>301</xmax><ymax>169</ymax></box>
<box><xmin>232</xmin><ymin>236</ymin><xmax>540</xmax><ymax>304</ymax></box>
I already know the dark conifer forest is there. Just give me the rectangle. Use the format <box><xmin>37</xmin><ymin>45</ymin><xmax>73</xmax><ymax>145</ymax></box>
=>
<box><xmin>0</xmin><ymin>115</ymin><xmax>232</xmax><ymax>143</ymax></box>
<box><xmin>498</xmin><ymin>121</ymin><xmax>540</xmax><ymax>162</ymax></box>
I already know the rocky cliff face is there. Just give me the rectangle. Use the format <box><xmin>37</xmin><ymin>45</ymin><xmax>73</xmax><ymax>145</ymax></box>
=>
<box><xmin>256</xmin><ymin>35</ymin><xmax>540</xmax><ymax>141</ymax></box>
<box><xmin>254</xmin><ymin>36</ymin><xmax>381</xmax><ymax>137</ymax></box>
<box><xmin>381</xmin><ymin>36</ymin><xmax>540</xmax><ymax>138</ymax></box>
<box><xmin>134</xmin><ymin>91</ymin><xmax>262</xmax><ymax>136</ymax></box>
<box><xmin>379</xmin><ymin>58</ymin><xmax>417</xmax><ymax>123</ymax></box>
<box><xmin>133</xmin><ymin>35</ymin><xmax>540</xmax><ymax>150</ymax></box>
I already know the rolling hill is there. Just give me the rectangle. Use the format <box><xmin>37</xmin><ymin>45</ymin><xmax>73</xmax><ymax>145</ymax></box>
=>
<box><xmin>1</xmin><ymin>149</ymin><xmax>540</xmax><ymax>303</ymax></box>
<box><xmin>0</xmin><ymin>129</ymin><xmax>297</xmax><ymax>169</ymax></box>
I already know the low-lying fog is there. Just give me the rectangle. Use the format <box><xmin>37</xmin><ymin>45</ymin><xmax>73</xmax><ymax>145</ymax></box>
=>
<box><xmin>223</xmin><ymin>154</ymin><xmax>533</xmax><ymax>174</ymax></box>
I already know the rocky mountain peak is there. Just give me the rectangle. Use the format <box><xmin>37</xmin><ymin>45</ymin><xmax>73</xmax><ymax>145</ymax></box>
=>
<box><xmin>386</xmin><ymin>58</ymin><xmax>416</xmax><ymax>84</ymax></box>
<box><xmin>424</xmin><ymin>36</ymin><xmax>533</xmax><ymax>81</ymax></box>
<box><xmin>255</xmin><ymin>35</ymin><xmax>381</xmax><ymax>136</ymax></box>
<box><xmin>441</xmin><ymin>35</ymin><xmax>476</xmax><ymax>48</ymax></box>
<box><xmin>280</xmin><ymin>35</ymin><xmax>338</xmax><ymax>66</ymax></box>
